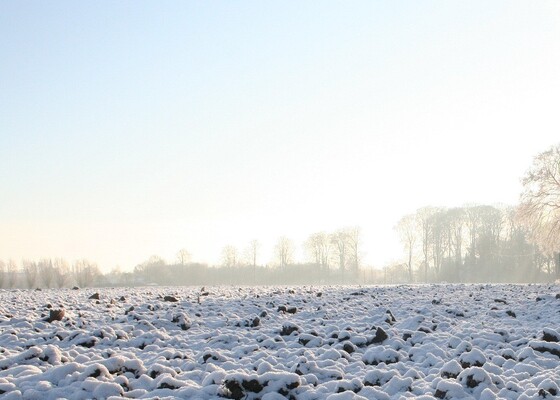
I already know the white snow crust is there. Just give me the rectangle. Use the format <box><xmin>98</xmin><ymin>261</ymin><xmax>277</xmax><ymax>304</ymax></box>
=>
<box><xmin>0</xmin><ymin>284</ymin><xmax>559</xmax><ymax>399</ymax></box>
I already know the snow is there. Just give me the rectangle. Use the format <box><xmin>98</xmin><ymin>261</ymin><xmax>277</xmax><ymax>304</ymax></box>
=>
<box><xmin>0</xmin><ymin>284</ymin><xmax>559</xmax><ymax>399</ymax></box>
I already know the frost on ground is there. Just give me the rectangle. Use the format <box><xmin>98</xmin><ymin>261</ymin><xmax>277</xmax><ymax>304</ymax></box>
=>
<box><xmin>0</xmin><ymin>284</ymin><xmax>559</xmax><ymax>400</ymax></box>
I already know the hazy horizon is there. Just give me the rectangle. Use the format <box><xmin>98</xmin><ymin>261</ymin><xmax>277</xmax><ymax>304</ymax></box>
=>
<box><xmin>2</xmin><ymin>1</ymin><xmax>560</xmax><ymax>272</ymax></box>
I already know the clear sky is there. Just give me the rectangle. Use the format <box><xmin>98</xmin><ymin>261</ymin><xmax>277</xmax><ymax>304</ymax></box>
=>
<box><xmin>1</xmin><ymin>1</ymin><xmax>560</xmax><ymax>271</ymax></box>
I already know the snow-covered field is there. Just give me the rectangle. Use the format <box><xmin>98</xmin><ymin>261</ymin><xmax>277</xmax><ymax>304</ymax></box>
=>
<box><xmin>0</xmin><ymin>284</ymin><xmax>559</xmax><ymax>400</ymax></box>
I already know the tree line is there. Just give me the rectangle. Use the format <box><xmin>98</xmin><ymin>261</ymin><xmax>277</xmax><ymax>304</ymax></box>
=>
<box><xmin>0</xmin><ymin>226</ymin><xmax>367</xmax><ymax>288</ymax></box>
<box><xmin>1</xmin><ymin>144</ymin><xmax>559</xmax><ymax>287</ymax></box>
<box><xmin>0</xmin><ymin>258</ymin><xmax>102</xmax><ymax>289</ymax></box>
<box><xmin>395</xmin><ymin>144</ymin><xmax>560</xmax><ymax>283</ymax></box>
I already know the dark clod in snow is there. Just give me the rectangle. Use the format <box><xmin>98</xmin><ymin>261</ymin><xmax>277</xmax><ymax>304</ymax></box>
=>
<box><xmin>164</xmin><ymin>295</ymin><xmax>179</xmax><ymax>302</ymax></box>
<box><xmin>89</xmin><ymin>293</ymin><xmax>100</xmax><ymax>300</ymax></box>
<box><xmin>434</xmin><ymin>389</ymin><xmax>446</xmax><ymax>399</ymax></box>
<box><xmin>72</xmin><ymin>286</ymin><xmax>79</xmax><ymax>290</ymax></box>
<box><xmin>251</xmin><ymin>316</ymin><xmax>260</xmax><ymax>328</ymax></box>
<box><xmin>203</xmin><ymin>353</ymin><xmax>218</xmax><ymax>363</ymax></box>
<box><xmin>440</xmin><ymin>359</ymin><xmax>462</xmax><ymax>379</ymax></box>
<box><xmin>77</xmin><ymin>338</ymin><xmax>97</xmax><ymax>348</ymax></box>
<box><xmin>286</xmin><ymin>306</ymin><xmax>297</xmax><ymax>314</ymax></box>
<box><xmin>343</xmin><ymin>342</ymin><xmax>356</xmax><ymax>354</ymax></box>
<box><xmin>556</xmin><ymin>293</ymin><xmax>560</xmax><ymax>299</ymax></box>
<box><xmin>46</xmin><ymin>309</ymin><xmax>65</xmax><ymax>323</ymax></box>
<box><xmin>537</xmin><ymin>379</ymin><xmax>560</xmax><ymax>397</ymax></box>
<box><xmin>506</xmin><ymin>310</ymin><xmax>516</xmax><ymax>318</ymax></box>
<box><xmin>494</xmin><ymin>299</ymin><xmax>507</xmax><ymax>304</ymax></box>
<box><xmin>317</xmin><ymin>292</ymin><xmax>322</xmax><ymax>297</ymax></box>
<box><xmin>386</xmin><ymin>309</ymin><xmax>396</xmax><ymax>323</ymax></box>
<box><xmin>459</xmin><ymin>348</ymin><xmax>486</xmax><ymax>368</ymax></box>
<box><xmin>260</xmin><ymin>310</ymin><xmax>267</xmax><ymax>318</ymax></box>
<box><xmin>277</xmin><ymin>305</ymin><xmax>287</xmax><ymax>313</ymax></box>
<box><xmin>242</xmin><ymin>379</ymin><xmax>264</xmax><ymax>393</ymax></box>
<box><xmin>369</xmin><ymin>327</ymin><xmax>389</xmax><ymax>344</ymax></box>
<box><xmin>458</xmin><ymin>367</ymin><xmax>492</xmax><ymax>389</ymax></box>
<box><xmin>158</xmin><ymin>382</ymin><xmax>179</xmax><ymax>390</ymax></box>
<box><xmin>281</xmin><ymin>322</ymin><xmax>301</xmax><ymax>336</ymax></box>
<box><xmin>542</xmin><ymin>328</ymin><xmax>560</xmax><ymax>343</ymax></box>
<box><xmin>529</xmin><ymin>341</ymin><xmax>560</xmax><ymax>358</ymax></box>
<box><xmin>223</xmin><ymin>379</ymin><xmax>244</xmax><ymax>400</ymax></box>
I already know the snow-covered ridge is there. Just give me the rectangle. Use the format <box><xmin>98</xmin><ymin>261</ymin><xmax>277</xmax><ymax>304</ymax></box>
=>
<box><xmin>0</xmin><ymin>284</ymin><xmax>559</xmax><ymax>399</ymax></box>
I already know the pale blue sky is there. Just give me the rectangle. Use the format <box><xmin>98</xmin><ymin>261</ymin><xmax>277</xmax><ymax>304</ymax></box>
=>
<box><xmin>1</xmin><ymin>1</ymin><xmax>560</xmax><ymax>270</ymax></box>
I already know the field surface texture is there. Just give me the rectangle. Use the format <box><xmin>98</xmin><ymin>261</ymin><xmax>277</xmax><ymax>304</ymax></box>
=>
<box><xmin>0</xmin><ymin>285</ymin><xmax>559</xmax><ymax>400</ymax></box>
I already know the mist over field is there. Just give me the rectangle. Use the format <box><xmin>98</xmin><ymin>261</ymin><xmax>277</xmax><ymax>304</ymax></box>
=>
<box><xmin>1</xmin><ymin>2</ymin><xmax>560</xmax><ymax>281</ymax></box>
<box><xmin>1</xmin><ymin>2</ymin><xmax>560</xmax><ymax>399</ymax></box>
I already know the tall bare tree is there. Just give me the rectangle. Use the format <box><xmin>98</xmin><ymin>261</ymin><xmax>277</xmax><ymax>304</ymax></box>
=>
<box><xmin>6</xmin><ymin>259</ymin><xmax>18</xmax><ymax>288</ymax></box>
<box><xmin>447</xmin><ymin>207</ymin><xmax>465</xmax><ymax>267</ymax></box>
<box><xmin>518</xmin><ymin>144</ymin><xmax>560</xmax><ymax>275</ymax></box>
<box><xmin>176</xmin><ymin>248</ymin><xmax>192</xmax><ymax>265</ymax></box>
<box><xmin>275</xmin><ymin>236</ymin><xmax>294</xmax><ymax>268</ymax></box>
<box><xmin>331</xmin><ymin>229</ymin><xmax>350</xmax><ymax>272</ymax></box>
<box><xmin>38</xmin><ymin>258</ymin><xmax>55</xmax><ymax>288</ymax></box>
<box><xmin>347</xmin><ymin>226</ymin><xmax>362</xmax><ymax>273</ymax></box>
<box><xmin>428</xmin><ymin>210</ymin><xmax>447</xmax><ymax>279</ymax></box>
<box><xmin>22</xmin><ymin>260</ymin><xmax>38</xmax><ymax>288</ymax></box>
<box><xmin>73</xmin><ymin>259</ymin><xmax>101</xmax><ymax>288</ymax></box>
<box><xmin>53</xmin><ymin>258</ymin><xmax>70</xmax><ymax>288</ymax></box>
<box><xmin>244</xmin><ymin>240</ymin><xmax>260</xmax><ymax>267</ymax></box>
<box><xmin>396</xmin><ymin>214</ymin><xmax>418</xmax><ymax>282</ymax></box>
<box><xmin>417</xmin><ymin>207</ymin><xmax>437</xmax><ymax>282</ymax></box>
<box><xmin>221</xmin><ymin>245</ymin><xmax>239</xmax><ymax>268</ymax></box>
<box><xmin>305</xmin><ymin>232</ymin><xmax>331</xmax><ymax>268</ymax></box>
<box><xmin>0</xmin><ymin>260</ymin><xmax>5</xmax><ymax>288</ymax></box>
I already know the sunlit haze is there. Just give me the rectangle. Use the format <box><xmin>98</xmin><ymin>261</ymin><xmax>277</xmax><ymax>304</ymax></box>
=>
<box><xmin>1</xmin><ymin>1</ymin><xmax>560</xmax><ymax>271</ymax></box>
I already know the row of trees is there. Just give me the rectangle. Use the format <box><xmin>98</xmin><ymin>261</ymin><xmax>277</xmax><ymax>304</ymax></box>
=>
<box><xmin>0</xmin><ymin>227</ymin><xmax>366</xmax><ymax>289</ymax></box>
<box><xmin>218</xmin><ymin>227</ymin><xmax>362</xmax><ymax>272</ymax></box>
<box><xmin>131</xmin><ymin>228</ymin><xmax>364</xmax><ymax>286</ymax></box>
<box><xmin>395</xmin><ymin>205</ymin><xmax>551</xmax><ymax>282</ymax></box>
<box><xmin>2</xmin><ymin>144</ymin><xmax>559</xmax><ymax>287</ymax></box>
<box><xmin>395</xmin><ymin>144</ymin><xmax>560</xmax><ymax>283</ymax></box>
<box><xmin>0</xmin><ymin>258</ymin><xmax>102</xmax><ymax>289</ymax></box>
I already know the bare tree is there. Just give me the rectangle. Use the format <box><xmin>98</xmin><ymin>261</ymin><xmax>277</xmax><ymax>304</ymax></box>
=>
<box><xmin>6</xmin><ymin>259</ymin><xmax>18</xmax><ymax>288</ymax></box>
<box><xmin>53</xmin><ymin>258</ymin><xmax>70</xmax><ymax>288</ymax></box>
<box><xmin>22</xmin><ymin>260</ymin><xmax>38</xmax><ymax>288</ymax></box>
<box><xmin>447</xmin><ymin>207</ymin><xmax>465</xmax><ymax>268</ymax></box>
<box><xmin>429</xmin><ymin>210</ymin><xmax>446</xmax><ymax>279</ymax></box>
<box><xmin>244</xmin><ymin>240</ymin><xmax>260</xmax><ymax>267</ymax></box>
<box><xmin>73</xmin><ymin>259</ymin><xmax>101</xmax><ymax>288</ymax></box>
<box><xmin>417</xmin><ymin>207</ymin><xmax>436</xmax><ymax>282</ymax></box>
<box><xmin>0</xmin><ymin>260</ymin><xmax>5</xmax><ymax>288</ymax></box>
<box><xmin>176</xmin><ymin>248</ymin><xmax>192</xmax><ymax>265</ymax></box>
<box><xmin>518</xmin><ymin>144</ymin><xmax>560</xmax><ymax>276</ymax></box>
<box><xmin>396</xmin><ymin>214</ymin><xmax>418</xmax><ymax>282</ymax></box>
<box><xmin>134</xmin><ymin>255</ymin><xmax>167</xmax><ymax>284</ymax></box>
<box><xmin>275</xmin><ymin>236</ymin><xmax>294</xmax><ymax>268</ymax></box>
<box><xmin>347</xmin><ymin>226</ymin><xmax>362</xmax><ymax>273</ymax></box>
<box><xmin>305</xmin><ymin>231</ymin><xmax>332</xmax><ymax>271</ymax></box>
<box><xmin>221</xmin><ymin>245</ymin><xmax>239</xmax><ymax>268</ymax></box>
<box><xmin>305</xmin><ymin>232</ymin><xmax>324</xmax><ymax>265</ymax></box>
<box><xmin>331</xmin><ymin>229</ymin><xmax>350</xmax><ymax>272</ymax></box>
<box><xmin>38</xmin><ymin>258</ymin><xmax>55</xmax><ymax>288</ymax></box>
